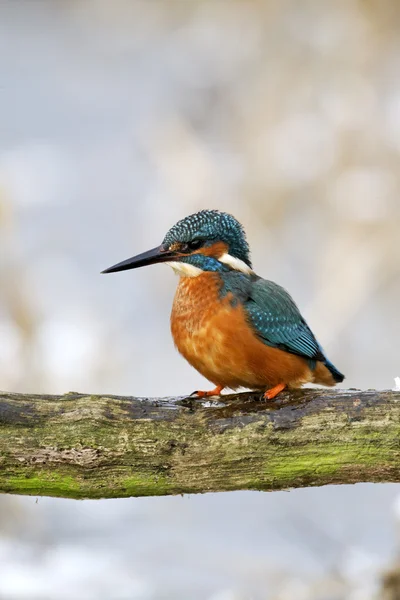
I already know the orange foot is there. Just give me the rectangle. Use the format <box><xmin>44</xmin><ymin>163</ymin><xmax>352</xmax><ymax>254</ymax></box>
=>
<box><xmin>263</xmin><ymin>382</ymin><xmax>286</xmax><ymax>401</ymax></box>
<box><xmin>194</xmin><ymin>385</ymin><xmax>224</xmax><ymax>398</ymax></box>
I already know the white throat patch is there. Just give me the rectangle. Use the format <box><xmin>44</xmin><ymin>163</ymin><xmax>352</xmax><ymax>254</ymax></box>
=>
<box><xmin>219</xmin><ymin>253</ymin><xmax>254</xmax><ymax>275</ymax></box>
<box><xmin>166</xmin><ymin>261</ymin><xmax>203</xmax><ymax>277</ymax></box>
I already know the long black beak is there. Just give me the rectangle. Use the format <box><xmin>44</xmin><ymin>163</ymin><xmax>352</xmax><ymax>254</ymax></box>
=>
<box><xmin>102</xmin><ymin>245</ymin><xmax>176</xmax><ymax>274</ymax></box>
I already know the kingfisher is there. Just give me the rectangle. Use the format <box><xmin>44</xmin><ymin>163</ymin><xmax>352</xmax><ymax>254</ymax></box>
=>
<box><xmin>102</xmin><ymin>210</ymin><xmax>344</xmax><ymax>400</ymax></box>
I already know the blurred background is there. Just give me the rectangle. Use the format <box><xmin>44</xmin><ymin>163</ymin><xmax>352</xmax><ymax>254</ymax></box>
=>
<box><xmin>0</xmin><ymin>0</ymin><xmax>399</xmax><ymax>598</ymax></box>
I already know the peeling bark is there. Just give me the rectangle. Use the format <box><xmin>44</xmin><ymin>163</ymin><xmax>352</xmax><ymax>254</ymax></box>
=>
<box><xmin>0</xmin><ymin>388</ymin><xmax>399</xmax><ymax>499</ymax></box>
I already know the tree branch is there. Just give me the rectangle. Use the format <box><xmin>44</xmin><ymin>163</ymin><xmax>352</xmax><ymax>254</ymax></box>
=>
<box><xmin>0</xmin><ymin>388</ymin><xmax>399</xmax><ymax>499</ymax></box>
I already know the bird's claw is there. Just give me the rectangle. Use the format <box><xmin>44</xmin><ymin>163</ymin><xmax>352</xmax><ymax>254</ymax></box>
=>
<box><xmin>190</xmin><ymin>385</ymin><xmax>224</xmax><ymax>398</ymax></box>
<box><xmin>263</xmin><ymin>383</ymin><xmax>286</xmax><ymax>401</ymax></box>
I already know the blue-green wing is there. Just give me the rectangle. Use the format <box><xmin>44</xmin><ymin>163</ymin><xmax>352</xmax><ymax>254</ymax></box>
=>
<box><xmin>245</xmin><ymin>278</ymin><xmax>325</xmax><ymax>362</ymax></box>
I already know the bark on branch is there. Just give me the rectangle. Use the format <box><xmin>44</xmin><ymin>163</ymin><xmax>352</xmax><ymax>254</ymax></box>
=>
<box><xmin>0</xmin><ymin>388</ymin><xmax>399</xmax><ymax>499</ymax></box>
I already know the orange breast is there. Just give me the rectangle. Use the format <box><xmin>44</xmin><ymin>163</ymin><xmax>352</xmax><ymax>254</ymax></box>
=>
<box><xmin>170</xmin><ymin>274</ymin><xmax>312</xmax><ymax>390</ymax></box>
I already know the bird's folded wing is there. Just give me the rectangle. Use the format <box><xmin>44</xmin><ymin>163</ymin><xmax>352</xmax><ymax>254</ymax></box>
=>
<box><xmin>244</xmin><ymin>278</ymin><xmax>325</xmax><ymax>362</ymax></box>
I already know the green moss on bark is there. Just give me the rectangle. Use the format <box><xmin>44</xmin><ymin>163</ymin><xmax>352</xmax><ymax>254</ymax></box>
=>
<box><xmin>0</xmin><ymin>389</ymin><xmax>399</xmax><ymax>499</ymax></box>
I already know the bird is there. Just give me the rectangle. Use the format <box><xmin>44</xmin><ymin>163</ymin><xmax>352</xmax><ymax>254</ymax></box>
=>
<box><xmin>102</xmin><ymin>210</ymin><xmax>344</xmax><ymax>400</ymax></box>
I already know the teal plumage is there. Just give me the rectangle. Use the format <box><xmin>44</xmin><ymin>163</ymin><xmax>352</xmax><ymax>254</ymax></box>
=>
<box><xmin>246</xmin><ymin>279</ymin><xmax>323</xmax><ymax>361</ymax></box>
<box><xmin>218</xmin><ymin>271</ymin><xmax>344</xmax><ymax>383</ymax></box>
<box><xmin>245</xmin><ymin>278</ymin><xmax>343</xmax><ymax>382</ymax></box>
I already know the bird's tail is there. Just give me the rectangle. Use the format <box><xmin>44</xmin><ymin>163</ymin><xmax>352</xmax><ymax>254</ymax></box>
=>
<box><xmin>323</xmin><ymin>358</ymin><xmax>345</xmax><ymax>383</ymax></box>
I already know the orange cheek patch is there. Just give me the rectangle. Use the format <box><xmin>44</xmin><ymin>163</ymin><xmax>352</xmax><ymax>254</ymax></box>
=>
<box><xmin>194</xmin><ymin>241</ymin><xmax>228</xmax><ymax>258</ymax></box>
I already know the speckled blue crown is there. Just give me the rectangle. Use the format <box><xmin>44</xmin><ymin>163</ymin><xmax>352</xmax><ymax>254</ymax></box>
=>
<box><xmin>163</xmin><ymin>210</ymin><xmax>251</xmax><ymax>267</ymax></box>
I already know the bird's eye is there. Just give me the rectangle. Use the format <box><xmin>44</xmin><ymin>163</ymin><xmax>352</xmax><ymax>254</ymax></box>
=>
<box><xmin>182</xmin><ymin>239</ymin><xmax>203</xmax><ymax>252</ymax></box>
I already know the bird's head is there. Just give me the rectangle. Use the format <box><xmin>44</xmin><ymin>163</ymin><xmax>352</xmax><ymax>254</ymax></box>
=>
<box><xmin>102</xmin><ymin>210</ymin><xmax>253</xmax><ymax>277</ymax></box>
